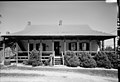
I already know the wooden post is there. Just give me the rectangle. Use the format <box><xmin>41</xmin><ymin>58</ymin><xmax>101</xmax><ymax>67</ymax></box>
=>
<box><xmin>89</xmin><ymin>40</ymin><xmax>91</xmax><ymax>54</ymax></box>
<box><xmin>3</xmin><ymin>37</ymin><xmax>5</xmax><ymax>65</ymax></box>
<box><xmin>40</xmin><ymin>40</ymin><xmax>42</xmax><ymax>61</ymax></box>
<box><xmin>34</xmin><ymin>40</ymin><xmax>36</xmax><ymax>49</ymax></box>
<box><xmin>52</xmin><ymin>40</ymin><xmax>55</xmax><ymax>65</ymax></box>
<box><xmin>16</xmin><ymin>42</ymin><xmax>18</xmax><ymax>66</ymax></box>
<box><xmin>102</xmin><ymin>40</ymin><xmax>104</xmax><ymax>51</ymax></box>
<box><xmin>62</xmin><ymin>51</ymin><xmax>64</xmax><ymax>65</ymax></box>
<box><xmin>77</xmin><ymin>40</ymin><xmax>79</xmax><ymax>51</ymax></box>
<box><xmin>114</xmin><ymin>38</ymin><xmax>116</xmax><ymax>51</ymax></box>
<box><xmin>89</xmin><ymin>40</ymin><xmax>91</xmax><ymax>51</ymax></box>
<box><xmin>99</xmin><ymin>40</ymin><xmax>102</xmax><ymax>51</ymax></box>
<box><xmin>64</xmin><ymin>40</ymin><xmax>66</xmax><ymax>55</ymax></box>
<box><xmin>28</xmin><ymin>40</ymin><xmax>30</xmax><ymax>60</ymax></box>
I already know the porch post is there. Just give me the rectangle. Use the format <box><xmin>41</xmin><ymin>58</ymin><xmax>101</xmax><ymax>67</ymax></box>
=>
<box><xmin>114</xmin><ymin>37</ymin><xmax>116</xmax><ymax>52</ymax></box>
<box><xmin>52</xmin><ymin>40</ymin><xmax>54</xmax><ymax>63</ymax></box>
<box><xmin>89</xmin><ymin>40</ymin><xmax>91</xmax><ymax>52</ymax></box>
<box><xmin>27</xmin><ymin>40</ymin><xmax>30</xmax><ymax>60</ymax></box>
<box><xmin>40</xmin><ymin>40</ymin><xmax>42</xmax><ymax>61</ymax></box>
<box><xmin>102</xmin><ymin>40</ymin><xmax>104</xmax><ymax>51</ymax></box>
<box><xmin>77</xmin><ymin>39</ymin><xmax>79</xmax><ymax>51</ymax></box>
<box><xmin>64</xmin><ymin>39</ymin><xmax>66</xmax><ymax>55</ymax></box>
<box><xmin>100</xmin><ymin>41</ymin><xmax>102</xmax><ymax>51</ymax></box>
<box><xmin>16</xmin><ymin>42</ymin><xmax>18</xmax><ymax>66</ymax></box>
<box><xmin>3</xmin><ymin>37</ymin><xmax>5</xmax><ymax>65</ymax></box>
<box><xmin>52</xmin><ymin>40</ymin><xmax>55</xmax><ymax>65</ymax></box>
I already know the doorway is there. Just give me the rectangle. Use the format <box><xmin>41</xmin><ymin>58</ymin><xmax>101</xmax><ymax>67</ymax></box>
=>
<box><xmin>54</xmin><ymin>41</ymin><xmax>60</xmax><ymax>56</ymax></box>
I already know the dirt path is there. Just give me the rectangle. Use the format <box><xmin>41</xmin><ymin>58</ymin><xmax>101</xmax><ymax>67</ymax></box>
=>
<box><xmin>0</xmin><ymin>69</ymin><xmax>118</xmax><ymax>82</ymax></box>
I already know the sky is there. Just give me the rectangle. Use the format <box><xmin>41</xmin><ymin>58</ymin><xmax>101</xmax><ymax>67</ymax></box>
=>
<box><xmin>0</xmin><ymin>1</ymin><xmax>118</xmax><ymax>47</ymax></box>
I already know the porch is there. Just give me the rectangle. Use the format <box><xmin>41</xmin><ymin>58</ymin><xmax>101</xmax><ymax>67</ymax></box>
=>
<box><xmin>1</xmin><ymin>35</ymin><xmax>116</xmax><ymax>66</ymax></box>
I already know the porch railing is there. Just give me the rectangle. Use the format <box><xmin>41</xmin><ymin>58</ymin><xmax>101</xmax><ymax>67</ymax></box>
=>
<box><xmin>65</xmin><ymin>50</ymin><xmax>116</xmax><ymax>57</ymax></box>
<box><xmin>4</xmin><ymin>50</ymin><xmax>55</xmax><ymax>63</ymax></box>
<box><xmin>3</xmin><ymin>50</ymin><xmax>116</xmax><ymax>65</ymax></box>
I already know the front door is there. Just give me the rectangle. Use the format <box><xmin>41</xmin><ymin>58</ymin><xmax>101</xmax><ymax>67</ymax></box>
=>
<box><xmin>54</xmin><ymin>41</ymin><xmax>60</xmax><ymax>56</ymax></box>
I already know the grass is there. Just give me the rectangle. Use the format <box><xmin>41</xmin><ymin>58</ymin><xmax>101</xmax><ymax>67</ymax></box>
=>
<box><xmin>0</xmin><ymin>65</ymin><xmax>118</xmax><ymax>78</ymax></box>
<box><xmin>0</xmin><ymin>73</ymin><xmax>45</xmax><ymax>77</ymax></box>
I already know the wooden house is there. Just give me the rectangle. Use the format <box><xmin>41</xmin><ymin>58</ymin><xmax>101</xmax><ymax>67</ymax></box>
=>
<box><xmin>1</xmin><ymin>24</ymin><xmax>116</xmax><ymax>65</ymax></box>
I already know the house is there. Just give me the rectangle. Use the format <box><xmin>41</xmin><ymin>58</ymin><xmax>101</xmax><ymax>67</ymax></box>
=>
<box><xmin>1</xmin><ymin>24</ymin><xmax>116</xmax><ymax>65</ymax></box>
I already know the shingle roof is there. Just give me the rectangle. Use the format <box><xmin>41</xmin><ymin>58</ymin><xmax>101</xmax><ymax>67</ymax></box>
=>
<box><xmin>4</xmin><ymin>25</ymin><xmax>115</xmax><ymax>37</ymax></box>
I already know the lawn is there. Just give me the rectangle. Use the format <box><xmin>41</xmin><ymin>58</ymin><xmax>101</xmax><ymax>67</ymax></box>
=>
<box><xmin>0</xmin><ymin>64</ymin><xmax>118</xmax><ymax>78</ymax></box>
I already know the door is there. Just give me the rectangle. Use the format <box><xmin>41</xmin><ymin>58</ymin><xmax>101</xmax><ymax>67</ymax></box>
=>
<box><xmin>54</xmin><ymin>41</ymin><xmax>60</xmax><ymax>56</ymax></box>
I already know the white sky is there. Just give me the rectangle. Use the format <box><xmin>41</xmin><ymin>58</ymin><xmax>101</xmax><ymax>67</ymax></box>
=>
<box><xmin>0</xmin><ymin>1</ymin><xmax>118</xmax><ymax>47</ymax></box>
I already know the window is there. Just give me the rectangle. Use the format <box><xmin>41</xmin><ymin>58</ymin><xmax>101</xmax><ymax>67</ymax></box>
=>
<box><xmin>69</xmin><ymin>42</ymin><xmax>77</xmax><ymax>51</ymax></box>
<box><xmin>79</xmin><ymin>42</ymin><xmax>89</xmax><ymax>51</ymax></box>
<box><xmin>42</xmin><ymin>43</ymin><xmax>46</xmax><ymax>51</ymax></box>
<box><xmin>36</xmin><ymin>43</ymin><xmax>40</xmax><ymax>51</ymax></box>
<box><xmin>29</xmin><ymin>44</ymin><xmax>33</xmax><ymax>51</ymax></box>
<box><xmin>36</xmin><ymin>43</ymin><xmax>46</xmax><ymax>51</ymax></box>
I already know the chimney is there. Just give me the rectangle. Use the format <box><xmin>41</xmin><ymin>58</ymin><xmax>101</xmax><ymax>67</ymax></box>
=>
<box><xmin>28</xmin><ymin>21</ymin><xmax>31</xmax><ymax>25</ymax></box>
<box><xmin>59</xmin><ymin>20</ymin><xmax>62</xmax><ymax>26</ymax></box>
<box><xmin>6</xmin><ymin>31</ymin><xmax>10</xmax><ymax>34</ymax></box>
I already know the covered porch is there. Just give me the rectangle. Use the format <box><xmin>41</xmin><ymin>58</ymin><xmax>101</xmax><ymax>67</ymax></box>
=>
<box><xmin>1</xmin><ymin>35</ymin><xmax>116</xmax><ymax>66</ymax></box>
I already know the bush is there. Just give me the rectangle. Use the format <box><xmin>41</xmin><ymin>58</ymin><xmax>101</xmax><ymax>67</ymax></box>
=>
<box><xmin>23</xmin><ymin>60</ymin><xmax>29</xmax><ymax>65</ymax></box>
<box><xmin>44</xmin><ymin>60</ymin><xmax>50</xmax><ymax>66</ymax></box>
<box><xmin>32</xmin><ymin>60</ymin><xmax>43</xmax><ymax>67</ymax></box>
<box><xmin>64</xmin><ymin>52</ymin><xmax>79</xmax><ymax>67</ymax></box>
<box><xmin>94</xmin><ymin>52</ymin><xmax>111</xmax><ymax>69</ymax></box>
<box><xmin>23</xmin><ymin>49</ymin><xmax>43</xmax><ymax>66</ymax></box>
<box><xmin>78</xmin><ymin>52</ymin><xmax>97</xmax><ymax>68</ymax></box>
<box><xmin>29</xmin><ymin>49</ymin><xmax>39</xmax><ymax>61</ymax></box>
<box><xmin>106</xmin><ymin>52</ymin><xmax>118</xmax><ymax>69</ymax></box>
<box><xmin>4</xmin><ymin>60</ymin><xmax>11</xmax><ymax>65</ymax></box>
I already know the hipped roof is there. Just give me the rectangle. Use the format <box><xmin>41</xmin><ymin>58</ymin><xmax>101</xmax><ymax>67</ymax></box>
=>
<box><xmin>2</xmin><ymin>25</ymin><xmax>116</xmax><ymax>39</ymax></box>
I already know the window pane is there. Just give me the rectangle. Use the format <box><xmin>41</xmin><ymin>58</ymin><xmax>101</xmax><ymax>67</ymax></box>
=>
<box><xmin>36</xmin><ymin>43</ymin><xmax>40</xmax><ymax>51</ymax></box>
<box><xmin>29</xmin><ymin>44</ymin><xmax>33</xmax><ymax>51</ymax></box>
<box><xmin>69</xmin><ymin>42</ymin><xmax>77</xmax><ymax>51</ymax></box>
<box><xmin>79</xmin><ymin>42</ymin><xmax>89</xmax><ymax>51</ymax></box>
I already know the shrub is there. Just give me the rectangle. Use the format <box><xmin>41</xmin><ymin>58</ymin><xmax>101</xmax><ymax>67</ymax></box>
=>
<box><xmin>106</xmin><ymin>52</ymin><xmax>118</xmax><ymax>69</ymax></box>
<box><xmin>64</xmin><ymin>52</ymin><xmax>79</xmax><ymax>67</ymax></box>
<box><xmin>4</xmin><ymin>60</ymin><xmax>11</xmax><ymax>65</ymax></box>
<box><xmin>78</xmin><ymin>52</ymin><xmax>97</xmax><ymax>68</ymax></box>
<box><xmin>23</xmin><ymin>60</ymin><xmax>29</xmax><ymax>65</ymax></box>
<box><xmin>32</xmin><ymin>60</ymin><xmax>43</xmax><ymax>67</ymax></box>
<box><xmin>94</xmin><ymin>52</ymin><xmax>111</xmax><ymax>69</ymax></box>
<box><xmin>23</xmin><ymin>49</ymin><xmax>43</xmax><ymax>66</ymax></box>
<box><xmin>29</xmin><ymin>49</ymin><xmax>39</xmax><ymax>61</ymax></box>
<box><xmin>44</xmin><ymin>60</ymin><xmax>50</xmax><ymax>66</ymax></box>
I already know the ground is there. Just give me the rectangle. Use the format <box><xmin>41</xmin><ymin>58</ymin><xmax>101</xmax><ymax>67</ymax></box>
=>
<box><xmin>0</xmin><ymin>64</ymin><xmax>118</xmax><ymax>82</ymax></box>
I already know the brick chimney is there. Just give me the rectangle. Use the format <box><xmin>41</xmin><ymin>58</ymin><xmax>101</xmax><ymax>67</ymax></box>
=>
<box><xmin>6</xmin><ymin>31</ymin><xmax>10</xmax><ymax>34</ymax></box>
<box><xmin>59</xmin><ymin>20</ymin><xmax>62</xmax><ymax>26</ymax></box>
<box><xmin>28</xmin><ymin>21</ymin><xmax>31</xmax><ymax>25</ymax></box>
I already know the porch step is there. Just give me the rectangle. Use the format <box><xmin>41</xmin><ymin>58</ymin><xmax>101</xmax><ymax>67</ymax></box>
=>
<box><xmin>54</xmin><ymin>56</ymin><xmax>63</xmax><ymax>65</ymax></box>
